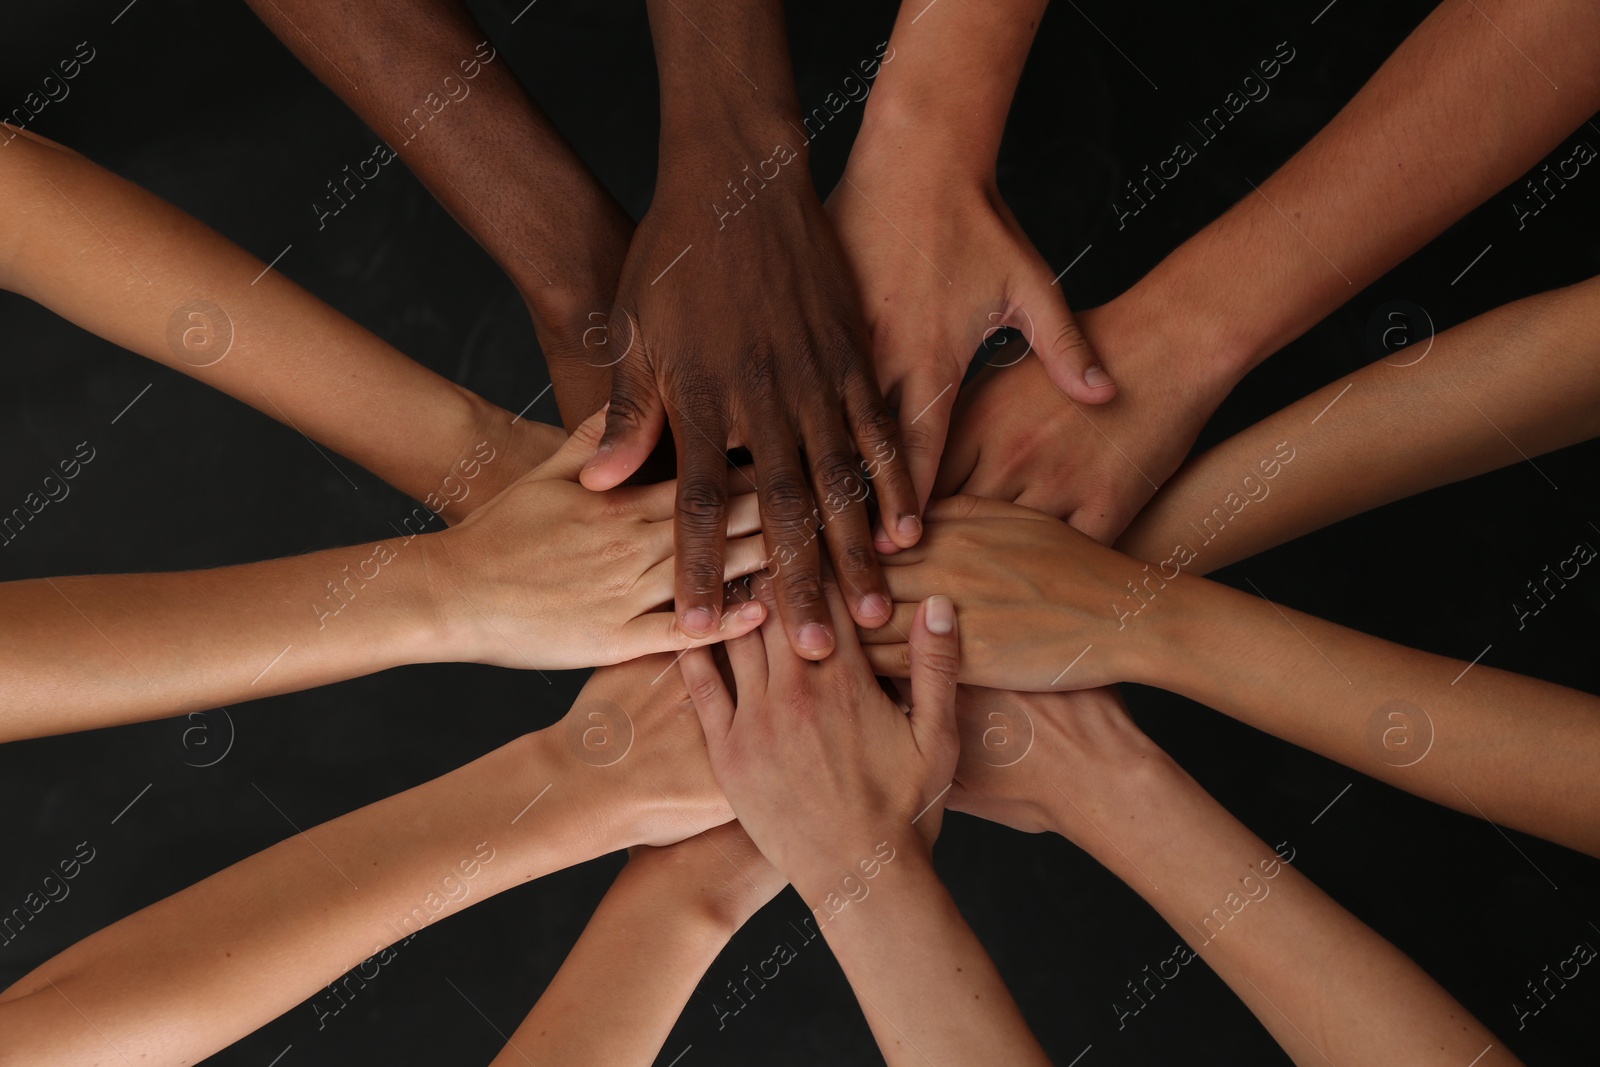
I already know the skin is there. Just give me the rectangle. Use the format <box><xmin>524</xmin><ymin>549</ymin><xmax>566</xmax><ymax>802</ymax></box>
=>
<box><xmin>950</xmin><ymin>685</ymin><xmax>1521</xmax><ymax>1066</ymax></box>
<box><xmin>937</xmin><ymin>0</ymin><xmax>1600</xmax><ymax>541</ymax></box>
<box><xmin>0</xmin><ymin>125</ymin><xmax>559</xmax><ymax>526</ymax></box>
<box><xmin>243</xmin><ymin>0</ymin><xmax>633</xmax><ymax>431</ymax></box>
<box><xmin>681</xmin><ymin>583</ymin><xmax>1052</xmax><ymax>1066</ymax></box>
<box><xmin>827</xmin><ymin>0</ymin><xmax>1115</xmax><ymax>516</ymax></box>
<box><xmin>863</xmin><ymin>495</ymin><xmax>1600</xmax><ymax>857</ymax></box>
<box><xmin>0</xmin><ymin>414</ymin><xmax>770</xmax><ymax>743</ymax></box>
<box><xmin>1119</xmin><ymin>275</ymin><xmax>1600</xmax><ymax>571</ymax></box>
<box><xmin>489</xmin><ymin>822</ymin><xmax>786</xmax><ymax>1066</ymax></box>
<box><xmin>579</xmin><ymin>0</ymin><xmax>921</xmax><ymax>660</ymax></box>
<box><xmin>0</xmin><ymin>656</ymin><xmax>733</xmax><ymax>1066</ymax></box>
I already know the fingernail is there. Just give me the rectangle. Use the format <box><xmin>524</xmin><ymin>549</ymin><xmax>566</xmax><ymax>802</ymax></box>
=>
<box><xmin>1084</xmin><ymin>364</ymin><xmax>1113</xmax><ymax>389</ymax></box>
<box><xmin>582</xmin><ymin>440</ymin><xmax>613</xmax><ymax>473</ymax></box>
<box><xmin>897</xmin><ymin>515</ymin><xmax>922</xmax><ymax>540</ymax></box>
<box><xmin>683</xmin><ymin>607</ymin><xmax>717</xmax><ymax>635</ymax></box>
<box><xmin>860</xmin><ymin>593</ymin><xmax>891</xmax><ymax>623</ymax></box>
<box><xmin>925</xmin><ymin>595</ymin><xmax>954</xmax><ymax>635</ymax></box>
<box><xmin>797</xmin><ymin>622</ymin><xmax>833</xmax><ymax>652</ymax></box>
<box><xmin>738</xmin><ymin>601</ymin><xmax>764</xmax><ymax>621</ymax></box>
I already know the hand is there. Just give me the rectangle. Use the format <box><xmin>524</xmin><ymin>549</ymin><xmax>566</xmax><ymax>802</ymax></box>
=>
<box><xmin>579</xmin><ymin>151</ymin><xmax>920</xmax><ymax>659</ymax></box>
<box><xmin>680</xmin><ymin>580</ymin><xmax>960</xmax><ymax>884</ymax></box>
<box><xmin>950</xmin><ymin>685</ymin><xmax>1176</xmax><ymax>841</ymax></box>
<box><xmin>860</xmin><ymin>495</ymin><xmax>1163</xmax><ymax>690</ymax></box>
<box><xmin>828</xmin><ymin>142</ymin><xmax>1113</xmax><ymax>513</ymax></box>
<box><xmin>430</xmin><ymin>411</ymin><xmax>770</xmax><ymax>670</ymax></box>
<box><xmin>623</xmin><ymin>820</ymin><xmax>787</xmax><ymax>934</ymax></box>
<box><xmin>551</xmin><ymin>656</ymin><xmax>735</xmax><ymax>848</ymax></box>
<box><xmin>935</xmin><ymin>301</ymin><xmax>1232</xmax><ymax>542</ymax></box>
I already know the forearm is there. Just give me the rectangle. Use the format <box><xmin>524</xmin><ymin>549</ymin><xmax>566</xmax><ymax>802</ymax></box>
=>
<box><xmin>244</xmin><ymin>0</ymin><xmax>630</xmax><ymax>429</ymax></box>
<box><xmin>493</xmin><ymin>870</ymin><xmax>733</xmax><ymax>1066</ymax></box>
<box><xmin>0</xmin><ymin>130</ymin><xmax>561</xmax><ymax>518</ymax></box>
<box><xmin>1140</xmin><ymin>576</ymin><xmax>1600</xmax><ymax>856</ymax></box>
<box><xmin>1114</xmin><ymin>0</ymin><xmax>1600</xmax><ymax>380</ymax></box>
<box><xmin>649</xmin><ymin>0</ymin><xmax>806</xmax><ymax>183</ymax></box>
<box><xmin>0</xmin><ymin>728</ymin><xmax>634</xmax><ymax>1066</ymax></box>
<box><xmin>0</xmin><ymin>535</ymin><xmax>454</xmax><ymax>741</ymax></box>
<box><xmin>1118</xmin><ymin>277</ymin><xmax>1600</xmax><ymax>572</ymax></box>
<box><xmin>794</xmin><ymin>839</ymin><xmax>1049</xmax><ymax>1067</ymax></box>
<box><xmin>856</xmin><ymin>0</ymin><xmax>1046</xmax><ymax>179</ymax></box>
<box><xmin>1047</xmin><ymin>758</ymin><xmax>1517</xmax><ymax>1066</ymax></box>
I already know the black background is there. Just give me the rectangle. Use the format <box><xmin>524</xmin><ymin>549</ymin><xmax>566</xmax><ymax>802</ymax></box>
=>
<box><xmin>2</xmin><ymin>1</ymin><xmax>1598</xmax><ymax>1064</ymax></box>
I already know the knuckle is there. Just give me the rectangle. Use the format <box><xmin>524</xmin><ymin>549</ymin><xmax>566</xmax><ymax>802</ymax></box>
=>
<box><xmin>853</xmin><ymin>401</ymin><xmax>898</xmax><ymax>444</ymax></box>
<box><xmin>835</xmin><ymin>539</ymin><xmax>877</xmax><ymax>578</ymax></box>
<box><xmin>678</xmin><ymin>478</ymin><xmax>728</xmax><ymax>532</ymax></box>
<box><xmin>779</xmin><ymin>570</ymin><xmax>826</xmax><ymax>613</ymax></box>
<box><xmin>681</xmin><ymin>556</ymin><xmax>727</xmax><ymax>597</ymax></box>
<box><xmin>915</xmin><ymin>644</ymin><xmax>961</xmax><ymax>680</ymax></box>
<box><xmin>760</xmin><ymin>471</ymin><xmax>812</xmax><ymax>526</ymax></box>
<box><xmin>814</xmin><ymin>452</ymin><xmax>865</xmax><ymax>503</ymax></box>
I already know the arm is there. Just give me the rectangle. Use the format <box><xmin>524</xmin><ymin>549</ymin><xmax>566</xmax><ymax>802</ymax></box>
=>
<box><xmin>491</xmin><ymin>822</ymin><xmax>785</xmax><ymax>1066</ymax></box>
<box><xmin>0</xmin><ymin>418</ymin><xmax>768</xmax><ymax>742</ymax></box>
<box><xmin>951</xmin><ymin>686</ymin><xmax>1520</xmax><ymax>1066</ymax></box>
<box><xmin>682</xmin><ymin>582</ymin><xmax>1050</xmax><ymax>1065</ymax></box>
<box><xmin>0</xmin><ymin>127</ymin><xmax>560</xmax><ymax>523</ymax></box>
<box><xmin>244</xmin><ymin>0</ymin><xmax>633</xmax><ymax>430</ymax></box>
<box><xmin>828</xmin><ymin>0</ymin><xmax>1113</xmax><ymax>510</ymax></box>
<box><xmin>938</xmin><ymin>0</ymin><xmax>1600</xmax><ymax>538</ymax></box>
<box><xmin>863</xmin><ymin>497</ymin><xmax>1600</xmax><ymax>856</ymax></box>
<box><xmin>579</xmin><ymin>0</ymin><xmax>921</xmax><ymax>658</ymax></box>
<box><xmin>1118</xmin><ymin>275</ymin><xmax>1600</xmax><ymax>571</ymax></box>
<box><xmin>0</xmin><ymin>657</ymin><xmax>733</xmax><ymax>1065</ymax></box>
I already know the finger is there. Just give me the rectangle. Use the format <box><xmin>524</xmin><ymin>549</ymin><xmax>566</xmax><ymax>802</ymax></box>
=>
<box><xmin>619</xmin><ymin>599</ymin><xmax>766</xmax><ymax>661</ymax></box>
<box><xmin>818</xmin><ymin>570</ymin><xmax>871</xmax><ymax>668</ymax></box>
<box><xmin>637</xmin><ymin>533</ymin><xmax>773</xmax><ymax>606</ymax></box>
<box><xmin>751</xmin><ymin>416</ymin><xmax>834</xmax><ymax>660</ymax></box>
<box><xmin>924</xmin><ymin>494</ymin><xmax>1047</xmax><ymax>523</ymax></box>
<box><xmin>856</xmin><ymin>602</ymin><xmax>919</xmax><ymax>643</ymax></box>
<box><xmin>644</xmin><ymin>492</ymin><xmax>762</xmax><ymax>559</ymax></box>
<box><xmin>862</xmin><ymin>642</ymin><xmax>911</xmax><ymax>679</ymax></box>
<box><xmin>680</xmin><ymin>645</ymin><xmax>735</xmax><ymax>744</ymax></box>
<box><xmin>1023</xmin><ymin>283</ymin><xmax>1116</xmax><ymax>405</ymax></box>
<box><xmin>530</xmin><ymin>406</ymin><xmax>609</xmax><ymax>483</ymax></box>
<box><xmin>725</xmin><ymin>614</ymin><xmax>770</xmax><ymax>697</ymax></box>
<box><xmin>634</xmin><ymin>464</ymin><xmax>757</xmax><ymax>521</ymax></box>
<box><xmin>892</xmin><ymin>367</ymin><xmax>961</xmax><ymax>521</ymax></box>
<box><xmin>907</xmin><ymin>595</ymin><xmax>960</xmax><ymax>758</ymax></box>
<box><xmin>842</xmin><ymin>368</ymin><xmax>920</xmax><ymax>550</ymax></box>
<box><xmin>672</xmin><ymin>407</ymin><xmax>732</xmax><ymax>638</ymax></box>
<box><xmin>580</xmin><ymin>339</ymin><xmax>666</xmax><ymax>491</ymax></box>
<box><xmin>805</xmin><ymin>409</ymin><xmax>892</xmax><ymax>629</ymax></box>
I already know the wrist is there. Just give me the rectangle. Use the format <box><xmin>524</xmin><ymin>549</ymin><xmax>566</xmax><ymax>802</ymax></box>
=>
<box><xmin>1094</xmin><ymin>268</ymin><xmax>1254</xmax><ymax>403</ymax></box>
<box><xmin>855</xmin><ymin>84</ymin><xmax>1000</xmax><ymax>189</ymax></box>
<box><xmin>1103</xmin><ymin>255</ymin><xmax>1261</xmax><ymax>388</ymax></box>
<box><xmin>787</xmin><ymin>828</ymin><xmax>926</xmax><ymax>908</ymax></box>
<box><xmin>520</xmin><ymin>726</ymin><xmax>640</xmax><ymax>861</ymax></box>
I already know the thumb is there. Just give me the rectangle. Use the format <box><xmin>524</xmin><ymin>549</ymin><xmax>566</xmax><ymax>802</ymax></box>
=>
<box><xmin>1021</xmin><ymin>279</ymin><xmax>1116</xmax><ymax>406</ymax></box>
<box><xmin>907</xmin><ymin>594</ymin><xmax>960</xmax><ymax>764</ymax></box>
<box><xmin>530</xmin><ymin>405</ymin><xmax>609</xmax><ymax>482</ymax></box>
<box><xmin>679</xmin><ymin>646</ymin><xmax>735</xmax><ymax>747</ymax></box>
<box><xmin>893</xmin><ymin>365</ymin><xmax>961</xmax><ymax>524</ymax></box>
<box><xmin>580</xmin><ymin>332</ymin><xmax>666</xmax><ymax>491</ymax></box>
